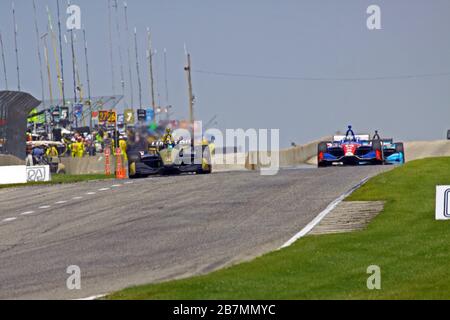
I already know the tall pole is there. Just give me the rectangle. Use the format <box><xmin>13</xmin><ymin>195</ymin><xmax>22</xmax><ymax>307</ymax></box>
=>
<box><xmin>47</xmin><ymin>6</ymin><xmax>63</xmax><ymax>102</ymax></box>
<box><xmin>134</xmin><ymin>28</ymin><xmax>142</xmax><ymax>110</ymax></box>
<box><xmin>163</xmin><ymin>48</ymin><xmax>169</xmax><ymax>106</ymax></box>
<box><xmin>12</xmin><ymin>2</ymin><xmax>21</xmax><ymax>91</ymax></box>
<box><xmin>33</xmin><ymin>0</ymin><xmax>45</xmax><ymax>106</ymax></box>
<box><xmin>146</xmin><ymin>28</ymin><xmax>156</xmax><ymax>124</ymax></box>
<box><xmin>185</xmin><ymin>53</ymin><xmax>194</xmax><ymax>129</ymax></box>
<box><xmin>114</xmin><ymin>0</ymin><xmax>125</xmax><ymax>100</ymax></box>
<box><xmin>56</xmin><ymin>0</ymin><xmax>66</xmax><ymax>107</ymax></box>
<box><xmin>83</xmin><ymin>29</ymin><xmax>92</xmax><ymax>131</ymax></box>
<box><xmin>107</xmin><ymin>0</ymin><xmax>116</xmax><ymax>95</ymax></box>
<box><xmin>41</xmin><ymin>33</ymin><xmax>54</xmax><ymax>103</ymax></box>
<box><xmin>70</xmin><ymin>30</ymin><xmax>77</xmax><ymax>104</ymax></box>
<box><xmin>124</xmin><ymin>2</ymin><xmax>134</xmax><ymax>110</ymax></box>
<box><xmin>67</xmin><ymin>0</ymin><xmax>77</xmax><ymax>107</ymax></box>
<box><xmin>0</xmin><ymin>31</ymin><xmax>8</xmax><ymax>90</ymax></box>
<box><xmin>70</xmin><ymin>31</ymin><xmax>78</xmax><ymax>126</ymax></box>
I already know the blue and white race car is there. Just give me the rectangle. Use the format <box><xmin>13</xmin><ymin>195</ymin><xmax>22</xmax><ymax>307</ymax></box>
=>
<box><xmin>317</xmin><ymin>126</ymin><xmax>405</xmax><ymax>167</ymax></box>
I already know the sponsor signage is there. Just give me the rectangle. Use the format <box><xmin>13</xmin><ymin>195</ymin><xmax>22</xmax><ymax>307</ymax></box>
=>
<box><xmin>124</xmin><ymin>109</ymin><xmax>135</xmax><ymax>124</ymax></box>
<box><xmin>99</xmin><ymin>111</ymin><xmax>117</xmax><ymax>124</ymax></box>
<box><xmin>137</xmin><ymin>109</ymin><xmax>147</xmax><ymax>121</ymax></box>
<box><xmin>60</xmin><ymin>107</ymin><xmax>69</xmax><ymax>120</ymax></box>
<box><xmin>117</xmin><ymin>114</ymin><xmax>124</xmax><ymax>125</ymax></box>
<box><xmin>0</xmin><ymin>166</ymin><xmax>27</xmax><ymax>185</ymax></box>
<box><xmin>436</xmin><ymin>186</ymin><xmax>450</xmax><ymax>220</ymax></box>
<box><xmin>146</xmin><ymin>108</ymin><xmax>155</xmax><ymax>122</ymax></box>
<box><xmin>26</xmin><ymin>166</ymin><xmax>51</xmax><ymax>182</ymax></box>
<box><xmin>74</xmin><ymin>104</ymin><xmax>83</xmax><ymax>119</ymax></box>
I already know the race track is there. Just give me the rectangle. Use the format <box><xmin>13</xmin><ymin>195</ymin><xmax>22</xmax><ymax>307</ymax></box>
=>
<box><xmin>0</xmin><ymin>166</ymin><xmax>387</xmax><ymax>299</ymax></box>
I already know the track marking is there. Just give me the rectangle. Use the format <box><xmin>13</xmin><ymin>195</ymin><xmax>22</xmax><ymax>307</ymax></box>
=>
<box><xmin>111</xmin><ymin>184</ymin><xmax>122</xmax><ymax>188</ymax></box>
<box><xmin>86</xmin><ymin>192</ymin><xmax>96</xmax><ymax>195</ymax></box>
<box><xmin>76</xmin><ymin>293</ymin><xmax>107</xmax><ymax>300</ymax></box>
<box><xmin>124</xmin><ymin>181</ymin><xmax>133</xmax><ymax>184</ymax></box>
<box><xmin>20</xmin><ymin>211</ymin><xmax>35</xmax><ymax>216</ymax></box>
<box><xmin>98</xmin><ymin>188</ymin><xmax>110</xmax><ymax>191</ymax></box>
<box><xmin>55</xmin><ymin>201</ymin><xmax>67</xmax><ymax>204</ymax></box>
<box><xmin>279</xmin><ymin>177</ymin><xmax>370</xmax><ymax>249</ymax></box>
<box><xmin>38</xmin><ymin>205</ymin><xmax>51</xmax><ymax>209</ymax></box>
<box><xmin>2</xmin><ymin>217</ymin><xmax>17</xmax><ymax>223</ymax></box>
<box><xmin>73</xmin><ymin>196</ymin><xmax>83</xmax><ymax>200</ymax></box>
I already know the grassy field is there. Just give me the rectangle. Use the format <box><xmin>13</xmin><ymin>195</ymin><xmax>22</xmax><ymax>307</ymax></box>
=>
<box><xmin>108</xmin><ymin>158</ymin><xmax>450</xmax><ymax>300</ymax></box>
<box><xmin>0</xmin><ymin>174</ymin><xmax>114</xmax><ymax>189</ymax></box>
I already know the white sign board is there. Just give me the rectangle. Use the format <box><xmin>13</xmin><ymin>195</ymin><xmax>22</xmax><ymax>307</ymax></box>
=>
<box><xmin>436</xmin><ymin>186</ymin><xmax>450</xmax><ymax>220</ymax></box>
<box><xmin>0</xmin><ymin>165</ymin><xmax>27</xmax><ymax>185</ymax></box>
<box><xmin>26</xmin><ymin>166</ymin><xmax>51</xmax><ymax>182</ymax></box>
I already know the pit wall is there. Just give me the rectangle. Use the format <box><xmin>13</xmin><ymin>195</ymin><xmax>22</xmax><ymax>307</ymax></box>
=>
<box><xmin>0</xmin><ymin>155</ymin><xmax>25</xmax><ymax>166</ymax></box>
<box><xmin>61</xmin><ymin>155</ymin><xmax>121</xmax><ymax>175</ymax></box>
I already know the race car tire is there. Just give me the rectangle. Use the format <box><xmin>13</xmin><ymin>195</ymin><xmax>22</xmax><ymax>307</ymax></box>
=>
<box><xmin>318</xmin><ymin>142</ymin><xmax>329</xmax><ymax>167</ymax></box>
<box><xmin>372</xmin><ymin>140</ymin><xmax>384</xmax><ymax>164</ymax></box>
<box><xmin>197</xmin><ymin>167</ymin><xmax>212</xmax><ymax>174</ymax></box>
<box><xmin>197</xmin><ymin>157</ymin><xmax>212</xmax><ymax>174</ymax></box>
<box><xmin>128</xmin><ymin>162</ymin><xmax>141</xmax><ymax>179</ymax></box>
<box><xmin>396</xmin><ymin>143</ymin><xmax>405</xmax><ymax>163</ymax></box>
<box><xmin>318</xmin><ymin>142</ymin><xmax>328</xmax><ymax>154</ymax></box>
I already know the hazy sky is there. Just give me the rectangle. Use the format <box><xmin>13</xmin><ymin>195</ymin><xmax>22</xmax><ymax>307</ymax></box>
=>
<box><xmin>0</xmin><ymin>0</ymin><xmax>450</xmax><ymax>146</ymax></box>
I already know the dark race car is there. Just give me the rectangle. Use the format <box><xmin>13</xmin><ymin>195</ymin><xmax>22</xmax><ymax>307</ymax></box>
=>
<box><xmin>317</xmin><ymin>126</ymin><xmax>405</xmax><ymax>167</ymax></box>
<box><xmin>128</xmin><ymin>138</ymin><xmax>212</xmax><ymax>178</ymax></box>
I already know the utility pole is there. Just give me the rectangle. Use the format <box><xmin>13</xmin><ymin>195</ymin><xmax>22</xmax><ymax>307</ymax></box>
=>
<box><xmin>41</xmin><ymin>32</ymin><xmax>53</xmax><ymax>103</ymax></box>
<box><xmin>12</xmin><ymin>2</ymin><xmax>21</xmax><ymax>91</ymax></box>
<box><xmin>146</xmin><ymin>28</ymin><xmax>156</xmax><ymax>124</ymax></box>
<box><xmin>33</xmin><ymin>0</ymin><xmax>45</xmax><ymax>106</ymax></box>
<box><xmin>163</xmin><ymin>48</ymin><xmax>171</xmax><ymax>121</ymax></box>
<box><xmin>70</xmin><ymin>30</ymin><xmax>77</xmax><ymax>127</ymax></box>
<box><xmin>134</xmin><ymin>28</ymin><xmax>143</xmax><ymax>110</ymax></box>
<box><xmin>56</xmin><ymin>0</ymin><xmax>66</xmax><ymax>108</ymax></box>
<box><xmin>124</xmin><ymin>2</ymin><xmax>134</xmax><ymax>110</ymax></box>
<box><xmin>107</xmin><ymin>0</ymin><xmax>116</xmax><ymax>96</ymax></box>
<box><xmin>184</xmin><ymin>52</ymin><xmax>195</xmax><ymax>129</ymax></box>
<box><xmin>83</xmin><ymin>29</ymin><xmax>92</xmax><ymax>131</ymax></box>
<box><xmin>114</xmin><ymin>0</ymin><xmax>125</xmax><ymax>100</ymax></box>
<box><xmin>0</xmin><ymin>31</ymin><xmax>8</xmax><ymax>90</ymax></box>
<box><xmin>163</xmin><ymin>48</ymin><xmax>169</xmax><ymax>106</ymax></box>
<box><xmin>70</xmin><ymin>30</ymin><xmax>77</xmax><ymax>104</ymax></box>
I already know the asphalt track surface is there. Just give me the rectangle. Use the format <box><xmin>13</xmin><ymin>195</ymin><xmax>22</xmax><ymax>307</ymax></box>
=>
<box><xmin>0</xmin><ymin>166</ymin><xmax>387</xmax><ymax>299</ymax></box>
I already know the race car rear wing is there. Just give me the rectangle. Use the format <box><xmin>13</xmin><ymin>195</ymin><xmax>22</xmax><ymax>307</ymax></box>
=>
<box><xmin>333</xmin><ymin>134</ymin><xmax>370</xmax><ymax>142</ymax></box>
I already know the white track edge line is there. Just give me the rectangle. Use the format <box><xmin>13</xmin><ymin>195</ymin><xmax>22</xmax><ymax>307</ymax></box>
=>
<box><xmin>279</xmin><ymin>176</ymin><xmax>370</xmax><ymax>250</ymax></box>
<box><xmin>76</xmin><ymin>293</ymin><xmax>107</xmax><ymax>300</ymax></box>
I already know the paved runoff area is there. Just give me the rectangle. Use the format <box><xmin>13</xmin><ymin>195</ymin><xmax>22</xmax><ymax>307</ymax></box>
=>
<box><xmin>0</xmin><ymin>166</ymin><xmax>388</xmax><ymax>299</ymax></box>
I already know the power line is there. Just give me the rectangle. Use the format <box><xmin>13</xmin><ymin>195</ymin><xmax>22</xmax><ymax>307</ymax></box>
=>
<box><xmin>193</xmin><ymin>69</ymin><xmax>450</xmax><ymax>82</ymax></box>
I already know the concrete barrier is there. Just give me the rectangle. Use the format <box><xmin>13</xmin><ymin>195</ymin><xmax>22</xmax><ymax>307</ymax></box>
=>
<box><xmin>61</xmin><ymin>155</ymin><xmax>125</xmax><ymax>175</ymax></box>
<box><xmin>0</xmin><ymin>154</ymin><xmax>25</xmax><ymax>166</ymax></box>
<box><xmin>212</xmin><ymin>153</ymin><xmax>248</xmax><ymax>172</ymax></box>
<box><xmin>245</xmin><ymin>137</ymin><xmax>332</xmax><ymax>170</ymax></box>
<box><xmin>404</xmin><ymin>140</ymin><xmax>450</xmax><ymax>162</ymax></box>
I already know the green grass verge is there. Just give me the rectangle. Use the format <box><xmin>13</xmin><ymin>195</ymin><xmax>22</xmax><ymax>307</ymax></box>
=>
<box><xmin>107</xmin><ymin>158</ymin><xmax>450</xmax><ymax>300</ymax></box>
<box><xmin>0</xmin><ymin>174</ymin><xmax>114</xmax><ymax>189</ymax></box>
